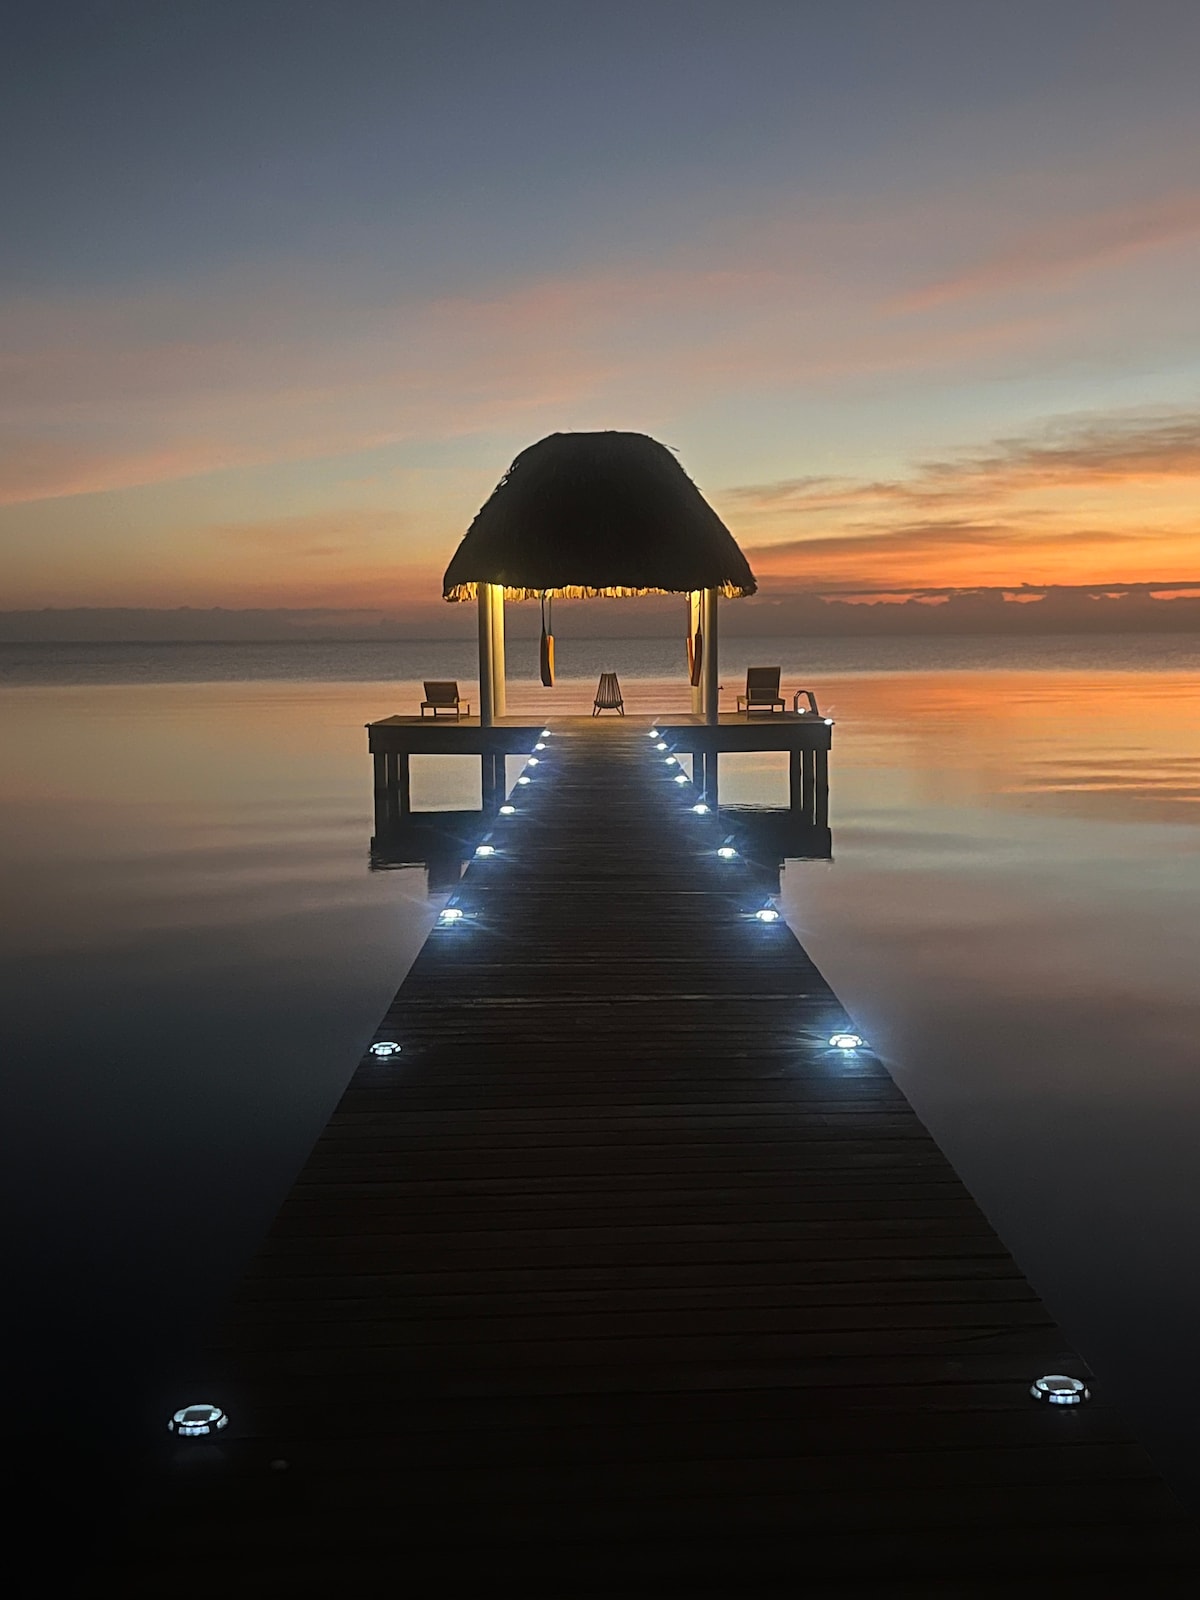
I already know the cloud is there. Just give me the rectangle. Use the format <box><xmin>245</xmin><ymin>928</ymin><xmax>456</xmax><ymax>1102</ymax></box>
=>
<box><xmin>727</xmin><ymin>408</ymin><xmax>1200</xmax><ymax>519</ymax></box>
<box><xmin>7</xmin><ymin>168</ymin><xmax>1200</xmax><ymax>509</ymax></box>
<box><xmin>891</xmin><ymin>191</ymin><xmax>1200</xmax><ymax>312</ymax></box>
<box><xmin>727</xmin><ymin>407</ymin><xmax>1200</xmax><ymax>590</ymax></box>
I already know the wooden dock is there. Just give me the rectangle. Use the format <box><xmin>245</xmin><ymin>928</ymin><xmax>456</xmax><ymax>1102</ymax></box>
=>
<box><xmin>118</xmin><ymin>717</ymin><xmax>1196</xmax><ymax>1594</ymax></box>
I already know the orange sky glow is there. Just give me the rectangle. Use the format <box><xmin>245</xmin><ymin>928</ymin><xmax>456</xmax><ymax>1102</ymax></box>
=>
<box><xmin>2</xmin><ymin>5</ymin><xmax>1199</xmax><ymax>628</ymax></box>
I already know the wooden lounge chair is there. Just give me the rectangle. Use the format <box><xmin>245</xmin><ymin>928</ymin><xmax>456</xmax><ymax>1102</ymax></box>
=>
<box><xmin>593</xmin><ymin>671</ymin><xmax>624</xmax><ymax>716</ymax></box>
<box><xmin>420</xmin><ymin>681</ymin><xmax>470</xmax><ymax>719</ymax></box>
<box><xmin>737</xmin><ymin>667</ymin><xmax>785</xmax><ymax>716</ymax></box>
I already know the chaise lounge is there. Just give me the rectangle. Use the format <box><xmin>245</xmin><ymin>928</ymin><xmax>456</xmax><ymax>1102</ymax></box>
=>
<box><xmin>737</xmin><ymin>666</ymin><xmax>785</xmax><ymax>716</ymax></box>
<box><xmin>420</xmin><ymin>681</ymin><xmax>470</xmax><ymax>718</ymax></box>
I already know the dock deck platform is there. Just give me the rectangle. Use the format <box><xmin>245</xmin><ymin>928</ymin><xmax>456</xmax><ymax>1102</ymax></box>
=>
<box><xmin>118</xmin><ymin>717</ymin><xmax>1197</xmax><ymax>1593</ymax></box>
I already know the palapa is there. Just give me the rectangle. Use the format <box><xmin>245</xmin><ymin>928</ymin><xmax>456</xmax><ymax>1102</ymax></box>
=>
<box><xmin>442</xmin><ymin>431</ymin><xmax>756</xmax><ymax>602</ymax></box>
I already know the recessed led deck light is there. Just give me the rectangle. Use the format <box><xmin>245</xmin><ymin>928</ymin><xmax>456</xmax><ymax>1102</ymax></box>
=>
<box><xmin>717</xmin><ymin>846</ymin><xmax>737</xmax><ymax>859</ymax></box>
<box><xmin>656</xmin><ymin>741</ymin><xmax>668</xmax><ymax>750</ymax></box>
<box><xmin>691</xmin><ymin>803</ymin><xmax>709</xmax><ymax>814</ymax></box>
<box><xmin>541</xmin><ymin>728</ymin><xmax>551</xmax><ymax>736</ymax></box>
<box><xmin>648</xmin><ymin>729</ymin><xmax>660</xmax><ymax>738</ymax></box>
<box><xmin>499</xmin><ymin>804</ymin><xmax>516</xmax><ymax>815</ymax></box>
<box><xmin>526</xmin><ymin>757</ymin><xmax>539</xmax><ymax>766</ymax></box>
<box><xmin>824</xmin><ymin>717</ymin><xmax>833</xmax><ymax>725</ymax></box>
<box><xmin>439</xmin><ymin>907</ymin><xmax>464</xmax><ymax>924</ymax></box>
<box><xmin>169</xmin><ymin>1403</ymin><xmax>228</xmax><ymax>1438</ymax></box>
<box><xmin>674</xmin><ymin>773</ymin><xmax>688</xmax><ymax>784</ymax></box>
<box><xmin>829</xmin><ymin>1032</ymin><xmax>864</xmax><ymax>1050</ymax></box>
<box><xmin>534</xmin><ymin>742</ymin><xmax>546</xmax><ymax>751</ymax></box>
<box><xmin>517</xmin><ymin>775</ymin><xmax>531</xmax><ymax>785</ymax></box>
<box><xmin>665</xmin><ymin>756</ymin><xmax>677</xmax><ymax>766</ymax></box>
<box><xmin>474</xmin><ymin>844</ymin><xmax>496</xmax><ymax>857</ymax></box>
<box><xmin>755</xmin><ymin>907</ymin><xmax>780</xmax><ymax>924</ymax></box>
<box><xmin>1030</xmin><ymin>1375</ymin><xmax>1090</xmax><ymax>1406</ymax></box>
<box><xmin>369</xmin><ymin>1041</ymin><xmax>402</xmax><ymax>1058</ymax></box>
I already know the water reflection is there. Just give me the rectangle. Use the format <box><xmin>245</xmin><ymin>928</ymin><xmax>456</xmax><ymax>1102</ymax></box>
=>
<box><xmin>2</xmin><ymin>660</ymin><xmax>1199</xmax><ymax>1525</ymax></box>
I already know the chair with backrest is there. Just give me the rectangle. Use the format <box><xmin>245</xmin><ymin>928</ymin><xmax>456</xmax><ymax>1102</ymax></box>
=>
<box><xmin>737</xmin><ymin>667</ymin><xmax>785</xmax><ymax>716</ymax></box>
<box><xmin>421</xmin><ymin>681</ymin><xmax>470</xmax><ymax>718</ymax></box>
<box><xmin>593</xmin><ymin>671</ymin><xmax>624</xmax><ymax>716</ymax></box>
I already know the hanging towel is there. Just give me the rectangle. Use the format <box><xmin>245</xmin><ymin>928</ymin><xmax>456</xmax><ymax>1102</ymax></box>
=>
<box><xmin>539</xmin><ymin>592</ymin><xmax>555</xmax><ymax>687</ymax></box>
<box><xmin>687</xmin><ymin>591</ymin><xmax>703</xmax><ymax>686</ymax></box>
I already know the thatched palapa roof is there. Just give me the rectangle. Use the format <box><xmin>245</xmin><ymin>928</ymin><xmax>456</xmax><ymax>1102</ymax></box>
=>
<box><xmin>442</xmin><ymin>431</ymin><xmax>756</xmax><ymax>601</ymax></box>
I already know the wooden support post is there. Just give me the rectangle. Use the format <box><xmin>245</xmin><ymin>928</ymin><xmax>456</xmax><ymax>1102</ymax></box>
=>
<box><xmin>789</xmin><ymin>748</ymin><xmax>803</xmax><ymax>814</ymax></box>
<box><xmin>477</xmin><ymin>584</ymin><xmax>494</xmax><ymax>728</ymax></box>
<box><xmin>814</xmin><ymin>747</ymin><xmax>829</xmax><ymax>827</ymax></box>
<box><xmin>398</xmin><ymin>752</ymin><xmax>412</xmax><ymax>818</ymax></box>
<box><xmin>383</xmin><ymin>751</ymin><xmax>400</xmax><ymax>828</ymax></box>
<box><xmin>702</xmin><ymin>586</ymin><xmax>719</xmax><ymax>727</ymax></box>
<box><xmin>373</xmin><ymin>750</ymin><xmax>389</xmax><ymax>835</ymax></box>
<box><xmin>802</xmin><ymin>748</ymin><xmax>816</xmax><ymax>823</ymax></box>
<box><xmin>490</xmin><ymin>583</ymin><xmax>507</xmax><ymax>719</ymax></box>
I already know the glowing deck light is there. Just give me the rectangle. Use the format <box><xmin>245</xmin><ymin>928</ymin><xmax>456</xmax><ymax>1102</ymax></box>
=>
<box><xmin>474</xmin><ymin>844</ymin><xmax>496</xmax><ymax>857</ymax></box>
<box><xmin>517</xmin><ymin>775</ymin><xmax>531</xmax><ymax>785</ymax></box>
<box><xmin>526</xmin><ymin>757</ymin><xmax>539</xmax><ymax>766</ymax></box>
<box><xmin>665</xmin><ymin>757</ymin><xmax>677</xmax><ymax>766</ymax></box>
<box><xmin>674</xmin><ymin>773</ymin><xmax>688</xmax><ymax>784</ymax></box>
<box><xmin>439</xmin><ymin>907</ymin><xmax>464</xmax><ymax>924</ymax></box>
<box><xmin>829</xmin><ymin>1032</ymin><xmax>864</xmax><ymax>1051</ymax></box>
<box><xmin>369</xmin><ymin>1041</ymin><xmax>402</xmax><ymax>1058</ymax></box>
<box><xmin>655</xmin><ymin>741</ymin><xmax>668</xmax><ymax>750</ymax></box>
<box><xmin>755</xmin><ymin>907</ymin><xmax>780</xmax><ymax>924</ymax></box>
<box><xmin>534</xmin><ymin>742</ymin><xmax>546</xmax><ymax>751</ymax></box>
<box><xmin>169</xmin><ymin>1403</ymin><xmax>228</xmax><ymax>1438</ymax></box>
<box><xmin>824</xmin><ymin>717</ymin><xmax>834</xmax><ymax>725</ymax></box>
<box><xmin>648</xmin><ymin>729</ymin><xmax>660</xmax><ymax>739</ymax></box>
<box><xmin>541</xmin><ymin>729</ymin><xmax>551</xmax><ymax>737</ymax></box>
<box><xmin>691</xmin><ymin>803</ymin><xmax>710</xmax><ymax>814</ymax></box>
<box><xmin>499</xmin><ymin>804</ymin><xmax>516</xmax><ymax>815</ymax></box>
<box><xmin>717</xmin><ymin>846</ymin><xmax>737</xmax><ymax>859</ymax></box>
<box><xmin>1030</xmin><ymin>1375</ymin><xmax>1090</xmax><ymax>1406</ymax></box>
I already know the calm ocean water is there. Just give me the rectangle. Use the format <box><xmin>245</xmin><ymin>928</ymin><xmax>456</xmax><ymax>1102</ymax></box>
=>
<box><xmin>4</xmin><ymin>632</ymin><xmax>1200</xmax><ymax>1524</ymax></box>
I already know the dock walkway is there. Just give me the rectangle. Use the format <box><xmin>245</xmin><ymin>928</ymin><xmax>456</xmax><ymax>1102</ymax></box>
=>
<box><xmin>125</xmin><ymin>718</ymin><xmax>1196</xmax><ymax>1594</ymax></box>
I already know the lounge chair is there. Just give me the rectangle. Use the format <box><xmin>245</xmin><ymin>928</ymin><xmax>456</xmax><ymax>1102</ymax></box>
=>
<box><xmin>420</xmin><ymin>681</ymin><xmax>470</xmax><ymax>718</ymax></box>
<box><xmin>593</xmin><ymin>671</ymin><xmax>624</xmax><ymax>716</ymax></box>
<box><xmin>737</xmin><ymin>667</ymin><xmax>785</xmax><ymax>716</ymax></box>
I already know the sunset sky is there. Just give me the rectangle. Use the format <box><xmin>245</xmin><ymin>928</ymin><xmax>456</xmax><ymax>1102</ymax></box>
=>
<box><xmin>3</xmin><ymin>0</ymin><xmax>1199</xmax><ymax>625</ymax></box>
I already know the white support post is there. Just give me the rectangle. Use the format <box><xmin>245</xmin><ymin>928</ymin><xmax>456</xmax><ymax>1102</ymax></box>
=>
<box><xmin>477</xmin><ymin>584</ymin><xmax>494</xmax><ymax>728</ymax></box>
<box><xmin>490</xmin><ymin>583</ymin><xmax>507</xmax><ymax>719</ymax></box>
<box><xmin>702</xmin><ymin>586</ymin><xmax>719</xmax><ymax>726</ymax></box>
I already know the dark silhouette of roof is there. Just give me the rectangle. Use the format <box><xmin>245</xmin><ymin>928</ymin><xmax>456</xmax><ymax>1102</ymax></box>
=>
<box><xmin>442</xmin><ymin>431</ymin><xmax>756</xmax><ymax>601</ymax></box>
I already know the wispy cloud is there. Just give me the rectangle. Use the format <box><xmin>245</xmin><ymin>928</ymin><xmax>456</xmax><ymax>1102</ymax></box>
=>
<box><xmin>5</xmin><ymin>168</ymin><xmax>1200</xmax><ymax>511</ymax></box>
<box><xmin>891</xmin><ymin>191</ymin><xmax>1200</xmax><ymax>312</ymax></box>
<box><xmin>729</xmin><ymin>408</ymin><xmax>1200</xmax><ymax>589</ymax></box>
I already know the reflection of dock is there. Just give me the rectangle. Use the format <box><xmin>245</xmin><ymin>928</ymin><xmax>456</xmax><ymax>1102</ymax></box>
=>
<box><xmin>367</xmin><ymin>708</ymin><xmax>832</xmax><ymax>833</ymax></box>
<box><xmin>118</xmin><ymin>720</ymin><xmax>1197</xmax><ymax>1591</ymax></box>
